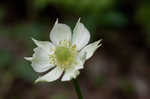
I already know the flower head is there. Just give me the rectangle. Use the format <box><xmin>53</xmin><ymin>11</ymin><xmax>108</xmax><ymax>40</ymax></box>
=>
<box><xmin>25</xmin><ymin>18</ymin><xmax>102</xmax><ymax>83</ymax></box>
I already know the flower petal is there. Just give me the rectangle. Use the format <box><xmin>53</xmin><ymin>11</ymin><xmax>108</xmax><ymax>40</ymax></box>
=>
<box><xmin>72</xmin><ymin>18</ymin><xmax>90</xmax><ymax>50</ymax></box>
<box><xmin>25</xmin><ymin>47</ymin><xmax>55</xmax><ymax>73</ymax></box>
<box><xmin>32</xmin><ymin>38</ymin><xmax>55</xmax><ymax>54</ymax></box>
<box><xmin>61</xmin><ymin>67</ymin><xmax>80</xmax><ymax>81</ymax></box>
<box><xmin>79</xmin><ymin>39</ymin><xmax>102</xmax><ymax>60</ymax></box>
<box><xmin>74</xmin><ymin>55</ymin><xmax>84</xmax><ymax>70</ymax></box>
<box><xmin>24</xmin><ymin>57</ymin><xmax>32</xmax><ymax>61</ymax></box>
<box><xmin>50</xmin><ymin>19</ymin><xmax>72</xmax><ymax>45</ymax></box>
<box><xmin>35</xmin><ymin>67</ymin><xmax>63</xmax><ymax>83</ymax></box>
<box><xmin>61</xmin><ymin>54</ymin><xmax>85</xmax><ymax>81</ymax></box>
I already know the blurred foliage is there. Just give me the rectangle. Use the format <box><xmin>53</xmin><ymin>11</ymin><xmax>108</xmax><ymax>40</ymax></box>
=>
<box><xmin>136</xmin><ymin>1</ymin><xmax>150</xmax><ymax>45</ymax></box>
<box><xmin>34</xmin><ymin>0</ymin><xmax>115</xmax><ymax>14</ymax></box>
<box><xmin>0</xmin><ymin>50</ymin><xmax>12</xmax><ymax>68</ymax></box>
<box><xmin>119</xmin><ymin>78</ymin><xmax>135</xmax><ymax>95</ymax></box>
<box><xmin>94</xmin><ymin>76</ymin><xmax>105</xmax><ymax>87</ymax></box>
<box><xmin>13</xmin><ymin>60</ymin><xmax>38</xmax><ymax>82</ymax></box>
<box><xmin>0</xmin><ymin>7</ymin><xmax>6</xmax><ymax>21</ymax></box>
<box><xmin>51</xmin><ymin>93</ymin><xmax>69</xmax><ymax>99</ymax></box>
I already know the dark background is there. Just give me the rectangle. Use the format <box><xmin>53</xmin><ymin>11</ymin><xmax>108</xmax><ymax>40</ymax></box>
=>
<box><xmin>0</xmin><ymin>0</ymin><xmax>150</xmax><ymax>99</ymax></box>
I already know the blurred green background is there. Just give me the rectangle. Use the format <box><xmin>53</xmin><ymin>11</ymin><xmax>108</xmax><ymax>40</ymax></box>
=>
<box><xmin>0</xmin><ymin>0</ymin><xmax>150</xmax><ymax>99</ymax></box>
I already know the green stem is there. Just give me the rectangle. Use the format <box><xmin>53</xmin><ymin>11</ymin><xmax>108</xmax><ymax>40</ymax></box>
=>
<box><xmin>72</xmin><ymin>79</ymin><xmax>83</xmax><ymax>99</ymax></box>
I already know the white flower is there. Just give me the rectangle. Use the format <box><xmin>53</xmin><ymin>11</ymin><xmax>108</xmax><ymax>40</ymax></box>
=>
<box><xmin>24</xmin><ymin>18</ymin><xmax>102</xmax><ymax>83</ymax></box>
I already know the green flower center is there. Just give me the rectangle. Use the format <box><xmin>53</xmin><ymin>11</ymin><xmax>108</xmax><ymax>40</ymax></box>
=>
<box><xmin>49</xmin><ymin>41</ymin><xmax>77</xmax><ymax>69</ymax></box>
<box><xmin>55</xmin><ymin>46</ymin><xmax>76</xmax><ymax>69</ymax></box>
<box><xmin>55</xmin><ymin>46</ymin><xmax>72</xmax><ymax>63</ymax></box>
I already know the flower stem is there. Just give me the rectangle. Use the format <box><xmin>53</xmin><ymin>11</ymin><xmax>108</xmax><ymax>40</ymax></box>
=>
<box><xmin>72</xmin><ymin>79</ymin><xmax>83</xmax><ymax>99</ymax></box>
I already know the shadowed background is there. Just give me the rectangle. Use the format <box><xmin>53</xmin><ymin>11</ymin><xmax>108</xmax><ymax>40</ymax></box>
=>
<box><xmin>0</xmin><ymin>0</ymin><xmax>150</xmax><ymax>99</ymax></box>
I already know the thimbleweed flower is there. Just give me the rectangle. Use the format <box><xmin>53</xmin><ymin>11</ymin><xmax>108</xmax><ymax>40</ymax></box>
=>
<box><xmin>25</xmin><ymin>19</ymin><xmax>102</xmax><ymax>83</ymax></box>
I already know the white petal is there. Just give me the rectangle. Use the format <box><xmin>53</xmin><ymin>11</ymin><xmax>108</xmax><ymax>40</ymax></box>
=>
<box><xmin>32</xmin><ymin>38</ymin><xmax>55</xmax><ymax>54</ymax></box>
<box><xmin>61</xmin><ymin>54</ymin><xmax>84</xmax><ymax>81</ymax></box>
<box><xmin>72</xmin><ymin>18</ymin><xmax>90</xmax><ymax>50</ymax></box>
<box><xmin>27</xmin><ymin>47</ymin><xmax>54</xmax><ymax>73</ymax></box>
<box><xmin>74</xmin><ymin>55</ymin><xmax>84</xmax><ymax>70</ymax></box>
<box><xmin>79</xmin><ymin>40</ymin><xmax>102</xmax><ymax>60</ymax></box>
<box><xmin>61</xmin><ymin>67</ymin><xmax>80</xmax><ymax>81</ymax></box>
<box><xmin>35</xmin><ymin>67</ymin><xmax>63</xmax><ymax>83</ymax></box>
<box><xmin>24</xmin><ymin>57</ymin><xmax>32</xmax><ymax>61</ymax></box>
<box><xmin>50</xmin><ymin>19</ymin><xmax>72</xmax><ymax>45</ymax></box>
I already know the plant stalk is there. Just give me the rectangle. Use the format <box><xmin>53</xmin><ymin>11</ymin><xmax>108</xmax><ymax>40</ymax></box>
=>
<box><xmin>72</xmin><ymin>79</ymin><xmax>83</xmax><ymax>99</ymax></box>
